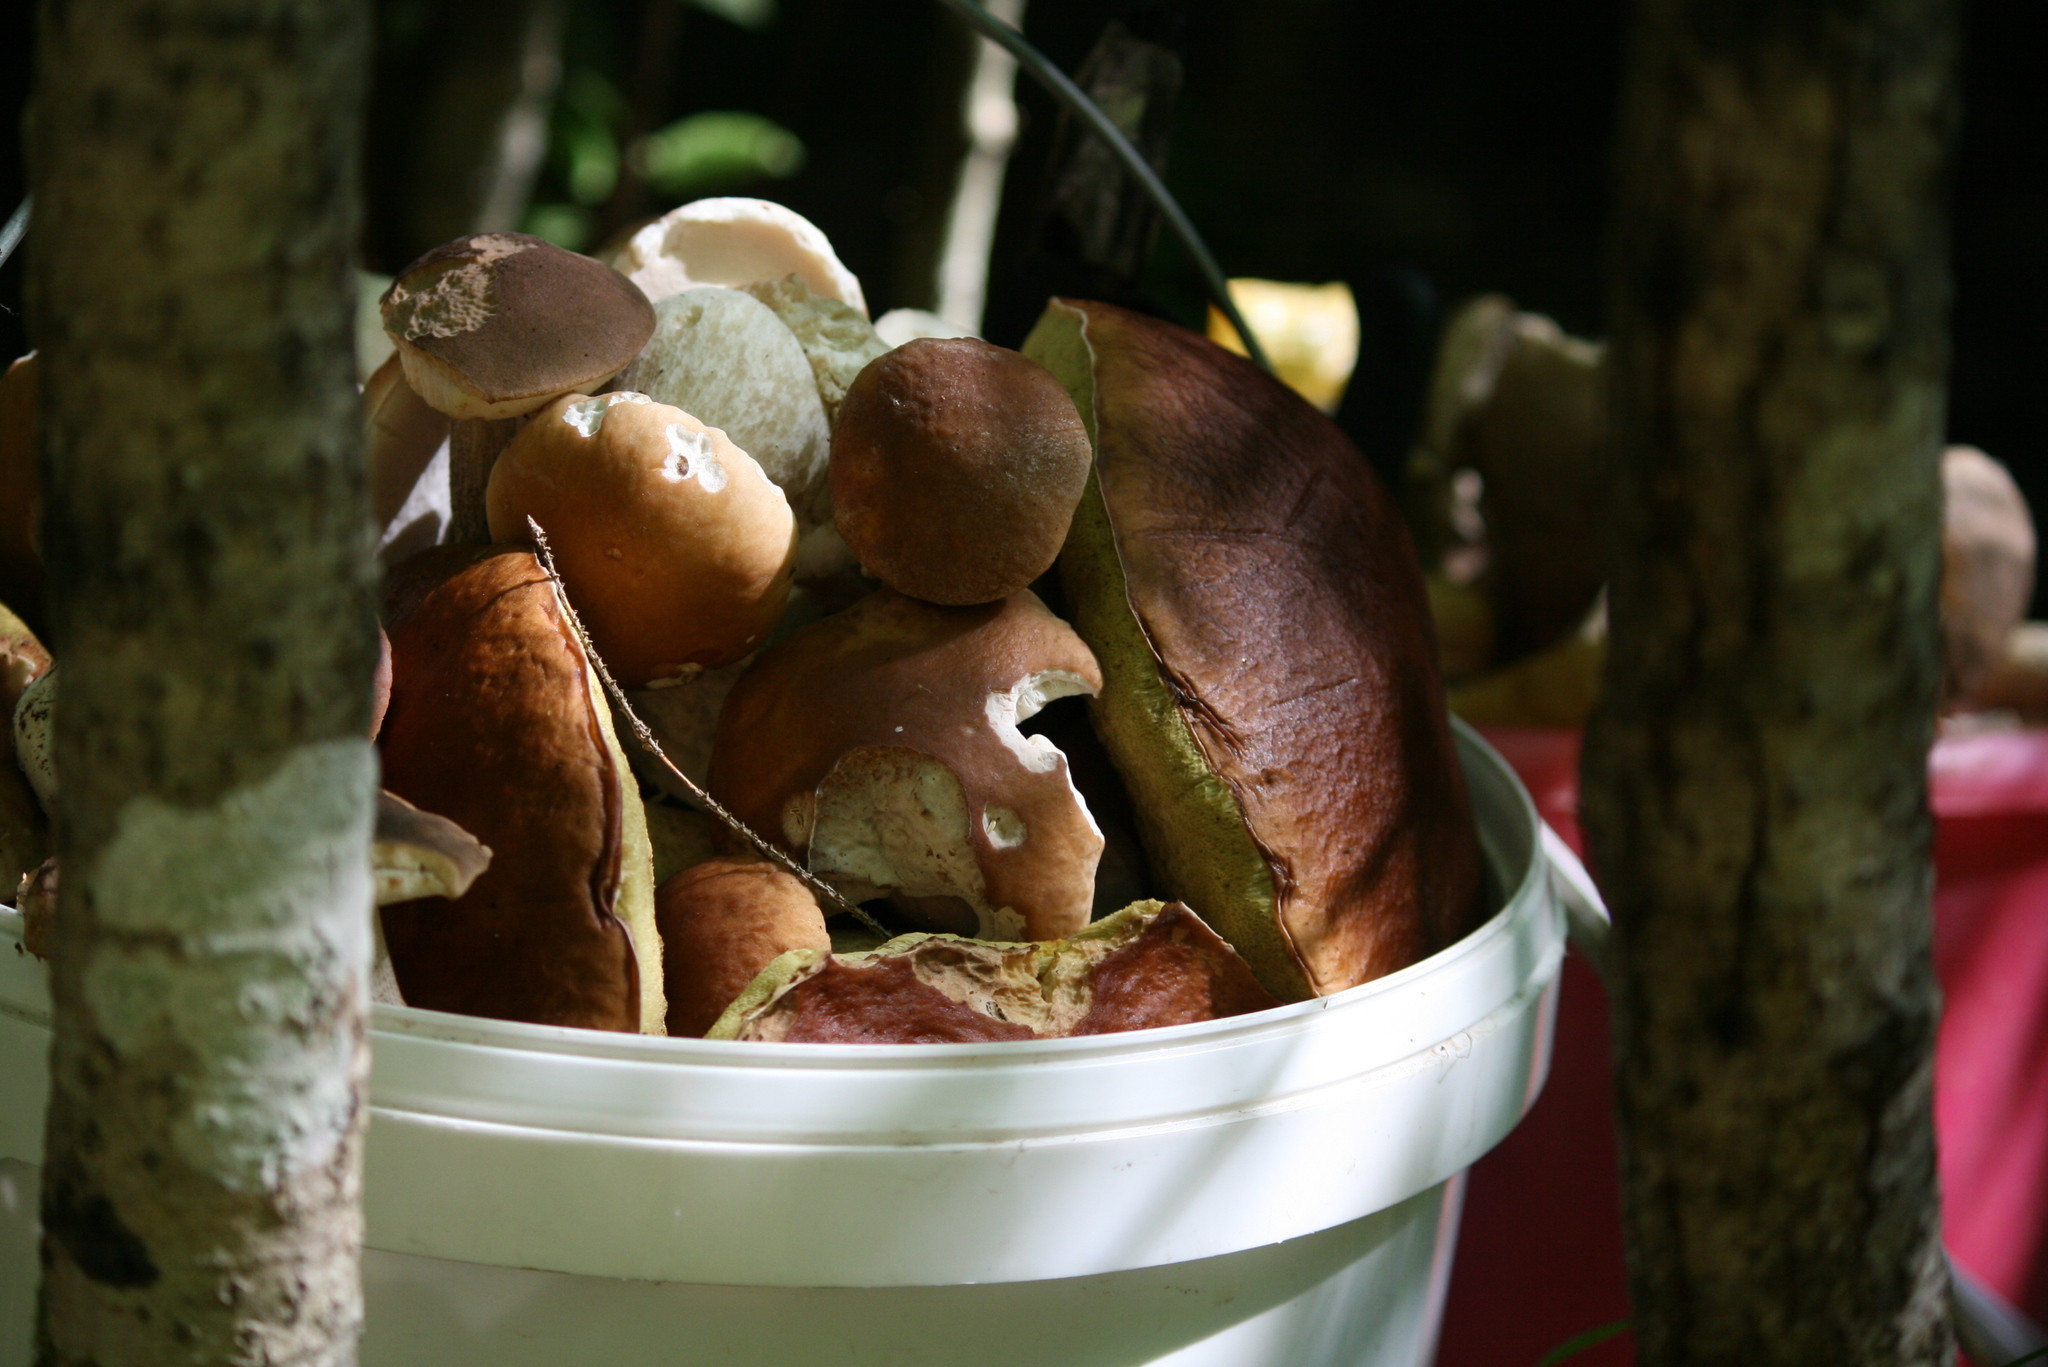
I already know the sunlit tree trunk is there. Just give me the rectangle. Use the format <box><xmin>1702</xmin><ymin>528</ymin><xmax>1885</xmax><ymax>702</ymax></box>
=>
<box><xmin>27</xmin><ymin>0</ymin><xmax>379</xmax><ymax>1357</ymax></box>
<box><xmin>1582</xmin><ymin>0</ymin><xmax>1959</xmax><ymax>1362</ymax></box>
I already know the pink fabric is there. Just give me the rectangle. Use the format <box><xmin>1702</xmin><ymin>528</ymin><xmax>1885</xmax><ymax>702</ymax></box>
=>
<box><xmin>1433</xmin><ymin>727</ymin><xmax>2048</xmax><ymax>1366</ymax></box>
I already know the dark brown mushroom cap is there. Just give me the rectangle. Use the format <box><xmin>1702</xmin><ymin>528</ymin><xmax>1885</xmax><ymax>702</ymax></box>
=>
<box><xmin>709</xmin><ymin>588</ymin><xmax>1104</xmax><ymax>942</ymax></box>
<box><xmin>0</xmin><ymin>355</ymin><xmax>42</xmax><ymax>631</ymax></box>
<box><xmin>830</xmin><ymin>338</ymin><xmax>1092</xmax><ymax>606</ymax></box>
<box><xmin>380</xmin><ymin>234</ymin><xmax>656</xmax><ymax>419</ymax></box>
<box><xmin>378</xmin><ymin>544</ymin><xmax>647</xmax><ymax>1031</ymax></box>
<box><xmin>1025</xmin><ymin>299</ymin><xmax>1484</xmax><ymax>999</ymax></box>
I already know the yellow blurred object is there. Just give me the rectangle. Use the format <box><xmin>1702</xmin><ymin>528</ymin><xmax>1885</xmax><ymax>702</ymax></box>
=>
<box><xmin>1447</xmin><ymin>599</ymin><xmax>1606</xmax><ymax>728</ymax></box>
<box><xmin>1207</xmin><ymin>279</ymin><xmax>1359</xmax><ymax>414</ymax></box>
<box><xmin>1424</xmin><ymin>571</ymin><xmax>1496</xmax><ymax>683</ymax></box>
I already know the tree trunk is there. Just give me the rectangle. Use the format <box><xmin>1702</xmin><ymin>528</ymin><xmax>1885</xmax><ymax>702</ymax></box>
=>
<box><xmin>1582</xmin><ymin>0</ymin><xmax>1958</xmax><ymax>1363</ymax></box>
<box><xmin>26</xmin><ymin>0</ymin><xmax>378</xmax><ymax>1357</ymax></box>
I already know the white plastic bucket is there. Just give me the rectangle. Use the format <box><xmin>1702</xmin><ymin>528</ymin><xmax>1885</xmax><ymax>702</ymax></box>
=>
<box><xmin>0</xmin><ymin>721</ymin><xmax>1595</xmax><ymax>1366</ymax></box>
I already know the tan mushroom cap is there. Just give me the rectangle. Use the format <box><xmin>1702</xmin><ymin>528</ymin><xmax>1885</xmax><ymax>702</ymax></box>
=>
<box><xmin>831</xmin><ymin>338</ymin><xmax>1093</xmax><ymax>606</ymax></box>
<box><xmin>381</xmin><ymin>233</ymin><xmax>656</xmax><ymax>421</ymax></box>
<box><xmin>658</xmin><ymin>857</ymin><xmax>829</xmax><ymax>1037</ymax></box>
<box><xmin>710</xmin><ymin>588</ymin><xmax>1105</xmax><ymax>942</ymax></box>
<box><xmin>1942</xmin><ymin>445</ymin><xmax>2036</xmax><ymax>705</ymax></box>
<box><xmin>487</xmin><ymin>391</ymin><xmax>798</xmax><ymax>687</ymax></box>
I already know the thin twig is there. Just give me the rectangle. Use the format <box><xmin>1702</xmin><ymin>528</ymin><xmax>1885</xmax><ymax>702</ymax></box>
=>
<box><xmin>527</xmin><ymin>517</ymin><xmax>886</xmax><ymax>935</ymax></box>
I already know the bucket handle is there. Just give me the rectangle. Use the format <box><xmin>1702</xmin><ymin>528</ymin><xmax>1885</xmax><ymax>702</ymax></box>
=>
<box><xmin>1543</xmin><ymin>822</ymin><xmax>1611</xmax><ymax>974</ymax></box>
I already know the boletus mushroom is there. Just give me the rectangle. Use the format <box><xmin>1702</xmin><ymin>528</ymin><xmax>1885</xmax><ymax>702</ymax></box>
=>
<box><xmin>378</xmin><ymin>544</ymin><xmax>662</xmax><ymax>1032</ymax></box>
<box><xmin>1941</xmin><ymin>445</ymin><xmax>2035</xmax><ymax>707</ymax></box>
<box><xmin>1024</xmin><ymin>299</ymin><xmax>1483</xmax><ymax>1002</ymax></box>
<box><xmin>657</xmin><ymin>856</ymin><xmax>829</xmax><ymax>1038</ymax></box>
<box><xmin>614</xmin><ymin>197</ymin><xmax>866</xmax><ymax>316</ymax></box>
<box><xmin>709</xmin><ymin>587</ymin><xmax>1104</xmax><ymax>943</ymax></box>
<box><xmin>0</xmin><ymin>355</ymin><xmax>42</xmax><ymax>628</ymax></box>
<box><xmin>707</xmin><ymin>900</ymin><xmax>1280</xmax><ymax>1043</ymax></box>
<box><xmin>830</xmin><ymin>337</ymin><xmax>1093</xmax><ymax>606</ymax></box>
<box><xmin>486</xmin><ymin>390</ymin><xmax>798</xmax><ymax>688</ymax></box>
<box><xmin>608</xmin><ymin>288</ymin><xmax>834</xmax><ymax>533</ymax></box>
<box><xmin>379</xmin><ymin>233</ymin><xmax>655</xmax><ymax>542</ymax></box>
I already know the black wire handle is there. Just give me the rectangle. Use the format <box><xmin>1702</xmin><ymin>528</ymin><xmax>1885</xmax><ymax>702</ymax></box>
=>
<box><xmin>0</xmin><ymin>198</ymin><xmax>28</xmax><ymax>272</ymax></box>
<box><xmin>934</xmin><ymin>0</ymin><xmax>1272</xmax><ymax>374</ymax></box>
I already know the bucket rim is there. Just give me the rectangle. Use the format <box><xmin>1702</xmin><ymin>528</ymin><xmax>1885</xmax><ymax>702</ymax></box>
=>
<box><xmin>0</xmin><ymin>721</ymin><xmax>1546</xmax><ymax>1068</ymax></box>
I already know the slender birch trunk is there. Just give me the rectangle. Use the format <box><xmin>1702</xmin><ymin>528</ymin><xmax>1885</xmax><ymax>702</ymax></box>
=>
<box><xmin>26</xmin><ymin>0</ymin><xmax>378</xmax><ymax>1357</ymax></box>
<box><xmin>1582</xmin><ymin>0</ymin><xmax>1959</xmax><ymax>1361</ymax></box>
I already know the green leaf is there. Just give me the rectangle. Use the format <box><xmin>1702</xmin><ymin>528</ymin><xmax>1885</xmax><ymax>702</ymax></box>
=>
<box><xmin>566</xmin><ymin>120</ymin><xmax>620</xmax><ymax>206</ymax></box>
<box><xmin>689</xmin><ymin>0</ymin><xmax>776</xmax><ymax>31</ymax></box>
<box><xmin>637</xmin><ymin>112</ymin><xmax>805</xmax><ymax>197</ymax></box>
<box><xmin>522</xmin><ymin>204</ymin><xmax>595</xmax><ymax>252</ymax></box>
<box><xmin>1534</xmin><ymin>1319</ymin><xmax>1630</xmax><ymax>1367</ymax></box>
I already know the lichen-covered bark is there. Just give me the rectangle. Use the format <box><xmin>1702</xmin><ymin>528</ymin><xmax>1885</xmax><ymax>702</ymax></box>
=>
<box><xmin>26</xmin><ymin>0</ymin><xmax>378</xmax><ymax>1358</ymax></box>
<box><xmin>1582</xmin><ymin>0</ymin><xmax>1958</xmax><ymax>1362</ymax></box>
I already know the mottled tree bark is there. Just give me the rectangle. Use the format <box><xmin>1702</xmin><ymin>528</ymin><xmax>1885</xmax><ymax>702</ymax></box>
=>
<box><xmin>26</xmin><ymin>0</ymin><xmax>379</xmax><ymax>1358</ymax></box>
<box><xmin>1582</xmin><ymin>0</ymin><xmax>1958</xmax><ymax>1363</ymax></box>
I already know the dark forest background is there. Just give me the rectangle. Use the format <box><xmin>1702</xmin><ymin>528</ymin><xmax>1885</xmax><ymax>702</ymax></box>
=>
<box><xmin>2</xmin><ymin>0</ymin><xmax>2039</xmax><ymax>602</ymax></box>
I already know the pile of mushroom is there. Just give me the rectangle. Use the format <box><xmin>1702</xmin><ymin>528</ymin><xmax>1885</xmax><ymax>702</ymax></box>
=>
<box><xmin>0</xmin><ymin>196</ymin><xmax>1480</xmax><ymax>1044</ymax></box>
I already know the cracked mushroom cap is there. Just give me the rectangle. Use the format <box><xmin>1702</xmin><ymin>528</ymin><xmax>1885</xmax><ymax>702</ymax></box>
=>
<box><xmin>615</xmin><ymin>198</ymin><xmax>866</xmax><ymax>316</ymax></box>
<box><xmin>487</xmin><ymin>390</ymin><xmax>798</xmax><ymax>687</ymax></box>
<box><xmin>708</xmin><ymin>900</ymin><xmax>1281</xmax><ymax>1043</ymax></box>
<box><xmin>709</xmin><ymin>588</ymin><xmax>1104</xmax><ymax>942</ymax></box>
<box><xmin>831</xmin><ymin>338</ymin><xmax>1092</xmax><ymax>606</ymax></box>
<box><xmin>380</xmin><ymin>233</ymin><xmax>656</xmax><ymax>421</ymax></box>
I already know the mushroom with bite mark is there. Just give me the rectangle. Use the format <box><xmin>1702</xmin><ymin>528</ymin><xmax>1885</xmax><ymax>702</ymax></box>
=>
<box><xmin>709</xmin><ymin>588</ymin><xmax>1104</xmax><ymax>942</ymax></box>
<box><xmin>379</xmin><ymin>233</ymin><xmax>655</xmax><ymax>542</ymax></box>
<box><xmin>486</xmin><ymin>391</ymin><xmax>798</xmax><ymax>689</ymax></box>
<box><xmin>830</xmin><ymin>338</ymin><xmax>1092</xmax><ymax>606</ymax></box>
<box><xmin>614</xmin><ymin>198</ymin><xmax>866</xmax><ymax>316</ymax></box>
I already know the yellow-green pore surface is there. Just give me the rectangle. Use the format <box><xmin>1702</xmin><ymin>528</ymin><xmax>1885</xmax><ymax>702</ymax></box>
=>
<box><xmin>1023</xmin><ymin>304</ymin><xmax>1307</xmax><ymax>1001</ymax></box>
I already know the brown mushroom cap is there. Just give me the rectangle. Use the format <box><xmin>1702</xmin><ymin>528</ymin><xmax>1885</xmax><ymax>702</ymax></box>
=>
<box><xmin>1025</xmin><ymin>298</ymin><xmax>1483</xmax><ymax>1000</ymax></box>
<box><xmin>0</xmin><ymin>354</ymin><xmax>44</xmax><ymax>631</ymax></box>
<box><xmin>486</xmin><ymin>391</ymin><xmax>798</xmax><ymax>687</ymax></box>
<box><xmin>379</xmin><ymin>544</ymin><xmax>661</xmax><ymax>1033</ymax></box>
<box><xmin>381</xmin><ymin>233</ymin><xmax>656</xmax><ymax>421</ymax></box>
<box><xmin>657</xmin><ymin>857</ymin><xmax>829</xmax><ymax>1037</ymax></box>
<box><xmin>830</xmin><ymin>338</ymin><xmax>1093</xmax><ymax>606</ymax></box>
<box><xmin>708</xmin><ymin>900</ymin><xmax>1280</xmax><ymax>1043</ymax></box>
<box><xmin>710</xmin><ymin>588</ymin><xmax>1104</xmax><ymax>942</ymax></box>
